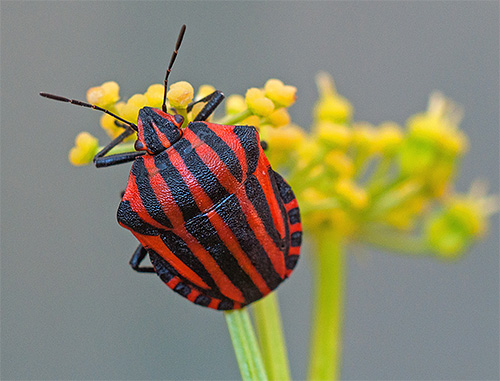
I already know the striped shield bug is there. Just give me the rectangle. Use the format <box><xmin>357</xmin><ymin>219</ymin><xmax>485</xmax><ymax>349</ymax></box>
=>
<box><xmin>40</xmin><ymin>25</ymin><xmax>302</xmax><ymax>310</ymax></box>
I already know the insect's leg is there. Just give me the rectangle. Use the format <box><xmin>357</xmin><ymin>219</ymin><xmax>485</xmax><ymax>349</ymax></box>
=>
<box><xmin>190</xmin><ymin>90</ymin><xmax>225</xmax><ymax>122</ymax></box>
<box><xmin>129</xmin><ymin>245</ymin><xmax>155</xmax><ymax>273</ymax></box>
<box><xmin>93</xmin><ymin>128</ymin><xmax>145</xmax><ymax>168</ymax></box>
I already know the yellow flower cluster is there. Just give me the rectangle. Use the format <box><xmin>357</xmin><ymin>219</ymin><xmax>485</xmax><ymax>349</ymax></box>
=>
<box><xmin>262</xmin><ymin>73</ymin><xmax>494</xmax><ymax>258</ymax></box>
<box><xmin>69</xmin><ymin>75</ymin><xmax>495</xmax><ymax>259</ymax></box>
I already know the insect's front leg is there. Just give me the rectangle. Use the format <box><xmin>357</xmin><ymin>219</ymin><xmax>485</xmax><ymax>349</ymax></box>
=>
<box><xmin>93</xmin><ymin>128</ymin><xmax>145</xmax><ymax>168</ymax></box>
<box><xmin>189</xmin><ymin>90</ymin><xmax>225</xmax><ymax>122</ymax></box>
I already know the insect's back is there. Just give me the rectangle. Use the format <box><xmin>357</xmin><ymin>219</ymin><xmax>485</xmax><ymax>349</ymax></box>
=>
<box><xmin>117</xmin><ymin>121</ymin><xmax>301</xmax><ymax>309</ymax></box>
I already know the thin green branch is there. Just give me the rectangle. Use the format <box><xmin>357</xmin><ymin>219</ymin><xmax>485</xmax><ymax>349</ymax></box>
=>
<box><xmin>253</xmin><ymin>292</ymin><xmax>291</xmax><ymax>381</ymax></box>
<box><xmin>225</xmin><ymin>308</ymin><xmax>268</xmax><ymax>381</ymax></box>
<box><xmin>308</xmin><ymin>232</ymin><xmax>345</xmax><ymax>381</ymax></box>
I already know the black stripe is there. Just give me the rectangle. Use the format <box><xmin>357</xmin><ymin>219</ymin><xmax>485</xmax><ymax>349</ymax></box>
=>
<box><xmin>185</xmin><ymin>212</ymin><xmax>263</xmax><ymax>304</ymax></box>
<box><xmin>150</xmin><ymin>249</ymin><xmax>227</xmax><ymax>304</ymax></box>
<box><xmin>288</xmin><ymin>207</ymin><xmax>301</xmax><ymax>224</ymax></box>
<box><xmin>273</xmin><ymin>169</ymin><xmax>296</xmax><ymax>204</ymax></box>
<box><xmin>160</xmin><ymin>230</ymin><xmax>219</xmax><ymax>293</ymax></box>
<box><xmin>153</xmin><ymin>151</ymin><xmax>201</xmax><ymax>223</ymax></box>
<box><xmin>131</xmin><ymin>157</ymin><xmax>173</xmax><ymax>228</ymax></box>
<box><xmin>149</xmin><ymin>249</ymin><xmax>177</xmax><ymax>283</ymax></box>
<box><xmin>290</xmin><ymin>231</ymin><xmax>302</xmax><ymax>247</ymax></box>
<box><xmin>117</xmin><ymin>200</ymin><xmax>159</xmax><ymax>236</ymax></box>
<box><xmin>194</xmin><ymin>294</ymin><xmax>211</xmax><ymax>307</ymax></box>
<box><xmin>188</xmin><ymin>122</ymin><xmax>243</xmax><ymax>182</ymax></box>
<box><xmin>285</xmin><ymin>255</ymin><xmax>299</xmax><ymax>271</ymax></box>
<box><xmin>216</xmin><ymin>193</ymin><xmax>283</xmax><ymax>290</ymax></box>
<box><xmin>173</xmin><ymin>282</ymin><xmax>191</xmax><ymax>297</ymax></box>
<box><xmin>174</xmin><ymin>138</ymin><xmax>231</xmax><ymax>205</ymax></box>
<box><xmin>217</xmin><ymin>300</ymin><xmax>235</xmax><ymax>310</ymax></box>
<box><xmin>244</xmin><ymin>174</ymin><xmax>285</xmax><ymax>250</ymax></box>
<box><xmin>233</xmin><ymin>125</ymin><xmax>260</xmax><ymax>174</ymax></box>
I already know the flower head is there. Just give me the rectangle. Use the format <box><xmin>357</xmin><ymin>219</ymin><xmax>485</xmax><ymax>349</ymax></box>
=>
<box><xmin>167</xmin><ymin>81</ymin><xmax>194</xmax><ymax>109</ymax></box>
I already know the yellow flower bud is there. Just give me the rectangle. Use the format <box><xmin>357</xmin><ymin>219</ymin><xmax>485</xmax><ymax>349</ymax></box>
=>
<box><xmin>167</xmin><ymin>81</ymin><xmax>194</xmax><ymax>109</ymax></box>
<box><xmin>335</xmin><ymin>179</ymin><xmax>369</xmax><ymax>209</ymax></box>
<box><xmin>324</xmin><ymin>150</ymin><xmax>354</xmax><ymax>178</ymax></box>
<box><xmin>100</xmin><ymin>113</ymin><xmax>120</xmax><ymax>138</ymax></box>
<box><xmin>68</xmin><ymin>132</ymin><xmax>99</xmax><ymax>166</ymax></box>
<box><xmin>426</xmin><ymin>196</ymin><xmax>488</xmax><ymax>258</ymax></box>
<box><xmin>120</xmin><ymin>94</ymin><xmax>148</xmax><ymax>123</ymax></box>
<box><xmin>352</xmin><ymin>122</ymin><xmax>377</xmax><ymax>153</ymax></box>
<box><xmin>264</xmin><ymin>79</ymin><xmax>297</xmax><ymax>107</ymax></box>
<box><xmin>245</xmin><ymin>88</ymin><xmax>274</xmax><ymax>117</ymax></box>
<box><xmin>315</xmin><ymin>121</ymin><xmax>351</xmax><ymax>149</ymax></box>
<box><xmin>267</xmin><ymin>108</ymin><xmax>291</xmax><ymax>127</ymax></box>
<box><xmin>144</xmin><ymin>84</ymin><xmax>164</xmax><ymax>108</ymax></box>
<box><xmin>86</xmin><ymin>81</ymin><xmax>120</xmax><ymax>107</ymax></box>
<box><xmin>226</xmin><ymin>94</ymin><xmax>247</xmax><ymax>114</ymax></box>
<box><xmin>197</xmin><ymin>84</ymin><xmax>216</xmax><ymax>100</ymax></box>
<box><xmin>242</xmin><ymin>115</ymin><xmax>261</xmax><ymax>128</ymax></box>
<box><xmin>374</xmin><ymin>122</ymin><xmax>403</xmax><ymax>154</ymax></box>
<box><xmin>314</xmin><ymin>73</ymin><xmax>353</xmax><ymax>123</ymax></box>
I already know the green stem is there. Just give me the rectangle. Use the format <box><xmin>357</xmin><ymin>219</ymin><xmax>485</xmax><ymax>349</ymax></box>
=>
<box><xmin>253</xmin><ymin>292</ymin><xmax>291</xmax><ymax>381</ymax></box>
<box><xmin>225</xmin><ymin>308</ymin><xmax>268</xmax><ymax>381</ymax></box>
<box><xmin>357</xmin><ymin>226</ymin><xmax>430</xmax><ymax>255</ymax></box>
<box><xmin>218</xmin><ymin>109</ymin><xmax>253</xmax><ymax>125</ymax></box>
<box><xmin>308</xmin><ymin>232</ymin><xmax>345</xmax><ymax>381</ymax></box>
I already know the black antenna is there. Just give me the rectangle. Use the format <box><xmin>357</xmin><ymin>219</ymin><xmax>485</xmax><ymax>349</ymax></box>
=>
<box><xmin>39</xmin><ymin>92</ymin><xmax>137</xmax><ymax>131</ymax></box>
<box><xmin>162</xmin><ymin>24</ymin><xmax>187</xmax><ymax>113</ymax></box>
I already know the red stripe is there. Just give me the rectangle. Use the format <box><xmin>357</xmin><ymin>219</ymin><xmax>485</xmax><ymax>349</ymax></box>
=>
<box><xmin>233</xmin><ymin>182</ymin><xmax>286</xmax><ymax>279</ymax></box>
<box><xmin>169</xmin><ymin>146</ymin><xmax>272</xmax><ymax>297</ymax></box>
<box><xmin>183</xmin><ymin>129</ymin><xmax>241</xmax><ymax>193</ymax></box>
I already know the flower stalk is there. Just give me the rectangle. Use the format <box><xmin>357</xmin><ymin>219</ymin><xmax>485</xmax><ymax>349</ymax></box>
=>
<box><xmin>252</xmin><ymin>293</ymin><xmax>291</xmax><ymax>381</ymax></box>
<box><xmin>308</xmin><ymin>231</ymin><xmax>346</xmax><ymax>381</ymax></box>
<box><xmin>225</xmin><ymin>308</ymin><xmax>268</xmax><ymax>381</ymax></box>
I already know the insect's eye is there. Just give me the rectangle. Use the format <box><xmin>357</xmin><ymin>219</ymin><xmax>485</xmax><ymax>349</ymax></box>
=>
<box><xmin>174</xmin><ymin>114</ymin><xmax>184</xmax><ymax>126</ymax></box>
<box><xmin>134</xmin><ymin>139</ymin><xmax>145</xmax><ymax>151</ymax></box>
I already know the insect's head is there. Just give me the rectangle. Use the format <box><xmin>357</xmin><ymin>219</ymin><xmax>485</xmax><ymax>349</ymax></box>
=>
<box><xmin>134</xmin><ymin>107</ymin><xmax>184</xmax><ymax>154</ymax></box>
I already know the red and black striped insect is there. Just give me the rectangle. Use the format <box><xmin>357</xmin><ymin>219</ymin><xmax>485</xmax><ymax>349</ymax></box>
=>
<box><xmin>40</xmin><ymin>25</ymin><xmax>302</xmax><ymax>310</ymax></box>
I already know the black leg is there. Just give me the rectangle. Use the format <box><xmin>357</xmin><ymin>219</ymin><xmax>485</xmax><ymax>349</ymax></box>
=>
<box><xmin>93</xmin><ymin>128</ymin><xmax>145</xmax><ymax>168</ymax></box>
<box><xmin>189</xmin><ymin>90</ymin><xmax>225</xmax><ymax>122</ymax></box>
<box><xmin>129</xmin><ymin>245</ymin><xmax>155</xmax><ymax>273</ymax></box>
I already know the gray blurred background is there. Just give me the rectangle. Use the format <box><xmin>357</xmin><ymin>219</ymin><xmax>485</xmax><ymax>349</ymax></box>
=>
<box><xmin>1</xmin><ymin>2</ymin><xmax>498</xmax><ymax>380</ymax></box>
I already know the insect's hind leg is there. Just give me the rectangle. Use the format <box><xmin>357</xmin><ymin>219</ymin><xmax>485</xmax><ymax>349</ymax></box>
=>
<box><xmin>129</xmin><ymin>245</ymin><xmax>155</xmax><ymax>273</ymax></box>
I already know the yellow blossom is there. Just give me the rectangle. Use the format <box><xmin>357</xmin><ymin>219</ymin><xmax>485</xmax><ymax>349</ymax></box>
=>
<box><xmin>144</xmin><ymin>84</ymin><xmax>164</xmax><ymax>108</ymax></box>
<box><xmin>323</xmin><ymin>151</ymin><xmax>354</xmax><ymax>178</ymax></box>
<box><xmin>120</xmin><ymin>94</ymin><xmax>148</xmax><ymax>123</ymax></box>
<box><xmin>267</xmin><ymin>108</ymin><xmax>291</xmax><ymax>127</ymax></box>
<box><xmin>86</xmin><ymin>81</ymin><xmax>120</xmax><ymax>107</ymax></box>
<box><xmin>226</xmin><ymin>94</ymin><xmax>247</xmax><ymax>115</ymax></box>
<box><xmin>245</xmin><ymin>88</ymin><xmax>274</xmax><ymax>117</ymax></box>
<box><xmin>69</xmin><ymin>132</ymin><xmax>99</xmax><ymax>166</ymax></box>
<box><xmin>264</xmin><ymin>79</ymin><xmax>297</xmax><ymax>107</ymax></box>
<box><xmin>335</xmin><ymin>179</ymin><xmax>369</xmax><ymax>209</ymax></box>
<box><xmin>167</xmin><ymin>81</ymin><xmax>194</xmax><ymax>109</ymax></box>
<box><xmin>374</xmin><ymin>122</ymin><xmax>403</xmax><ymax>154</ymax></box>
<box><xmin>315</xmin><ymin>121</ymin><xmax>351</xmax><ymax>150</ymax></box>
<box><xmin>314</xmin><ymin>72</ymin><xmax>353</xmax><ymax>123</ymax></box>
<box><xmin>196</xmin><ymin>84</ymin><xmax>216</xmax><ymax>100</ymax></box>
<box><xmin>242</xmin><ymin>115</ymin><xmax>261</xmax><ymax>128</ymax></box>
<box><xmin>426</xmin><ymin>196</ymin><xmax>488</xmax><ymax>258</ymax></box>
